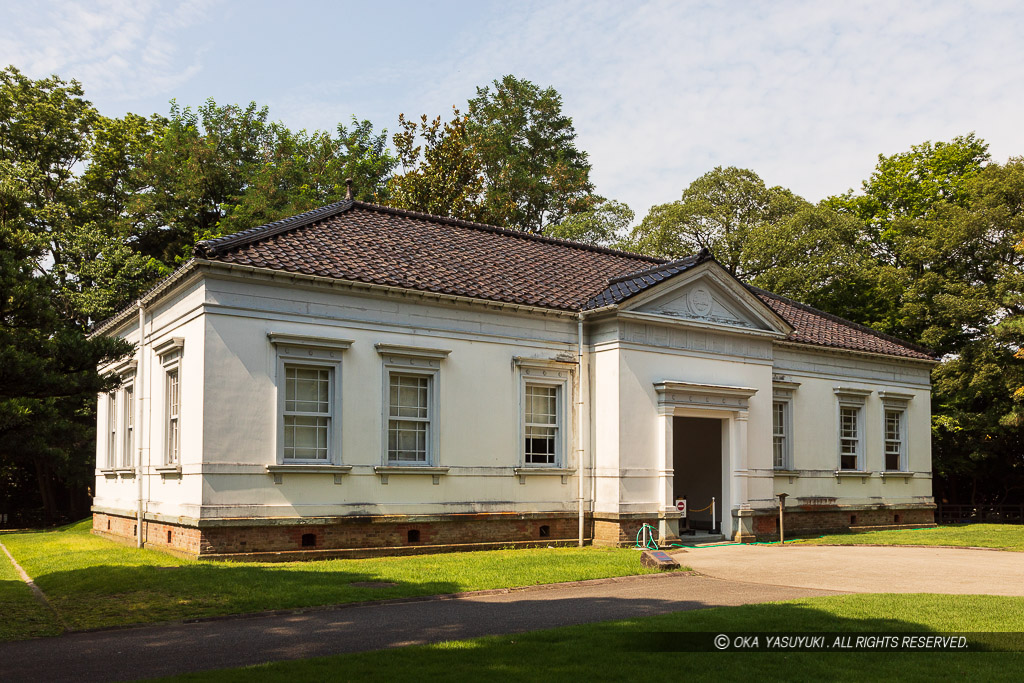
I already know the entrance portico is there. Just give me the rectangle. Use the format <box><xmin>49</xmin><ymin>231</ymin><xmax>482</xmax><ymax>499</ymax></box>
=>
<box><xmin>654</xmin><ymin>381</ymin><xmax>758</xmax><ymax>541</ymax></box>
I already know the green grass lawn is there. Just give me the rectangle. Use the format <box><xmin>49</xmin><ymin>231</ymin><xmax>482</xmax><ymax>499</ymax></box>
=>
<box><xmin>0</xmin><ymin>542</ymin><xmax>63</xmax><ymax>641</ymax></box>
<box><xmin>0</xmin><ymin>519</ymin><xmax>661</xmax><ymax>639</ymax></box>
<box><xmin>792</xmin><ymin>524</ymin><xmax>1024</xmax><ymax>552</ymax></box>
<box><xmin>163</xmin><ymin>593</ymin><xmax>1024</xmax><ymax>682</ymax></box>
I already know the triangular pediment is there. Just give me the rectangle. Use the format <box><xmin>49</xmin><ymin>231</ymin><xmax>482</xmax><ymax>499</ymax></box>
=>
<box><xmin>621</xmin><ymin>263</ymin><xmax>791</xmax><ymax>336</ymax></box>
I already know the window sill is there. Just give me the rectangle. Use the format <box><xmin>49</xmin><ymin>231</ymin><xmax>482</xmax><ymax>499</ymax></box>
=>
<box><xmin>513</xmin><ymin>467</ymin><xmax>574</xmax><ymax>484</ymax></box>
<box><xmin>834</xmin><ymin>470</ymin><xmax>872</xmax><ymax>482</ymax></box>
<box><xmin>374</xmin><ymin>465</ymin><xmax>449</xmax><ymax>485</ymax></box>
<box><xmin>880</xmin><ymin>470</ymin><xmax>914</xmax><ymax>482</ymax></box>
<box><xmin>266</xmin><ymin>464</ymin><xmax>352</xmax><ymax>484</ymax></box>
<box><xmin>99</xmin><ymin>468</ymin><xmax>118</xmax><ymax>478</ymax></box>
<box><xmin>155</xmin><ymin>465</ymin><xmax>182</xmax><ymax>478</ymax></box>
<box><xmin>115</xmin><ymin>468</ymin><xmax>136</xmax><ymax>478</ymax></box>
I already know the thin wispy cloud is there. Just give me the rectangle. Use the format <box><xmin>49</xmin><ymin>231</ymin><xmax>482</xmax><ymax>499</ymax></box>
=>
<box><xmin>0</xmin><ymin>0</ymin><xmax>213</xmax><ymax>101</ymax></box>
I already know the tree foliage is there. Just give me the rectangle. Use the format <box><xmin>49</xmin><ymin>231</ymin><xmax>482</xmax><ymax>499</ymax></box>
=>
<box><xmin>627</xmin><ymin>166</ymin><xmax>808</xmax><ymax>275</ymax></box>
<box><xmin>129</xmin><ymin>101</ymin><xmax>395</xmax><ymax>269</ymax></box>
<box><xmin>467</xmin><ymin>75</ymin><xmax>595</xmax><ymax>232</ymax></box>
<box><xmin>388</xmin><ymin>75</ymin><xmax>599</xmax><ymax>232</ymax></box>
<box><xmin>545</xmin><ymin>199</ymin><xmax>633</xmax><ymax>248</ymax></box>
<box><xmin>388</xmin><ymin>109</ymin><xmax>485</xmax><ymax>220</ymax></box>
<box><xmin>0</xmin><ymin>67</ymin><xmax>131</xmax><ymax>523</ymax></box>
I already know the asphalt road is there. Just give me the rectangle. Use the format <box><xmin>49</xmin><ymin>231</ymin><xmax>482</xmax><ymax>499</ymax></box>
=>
<box><xmin>0</xmin><ymin>572</ymin><xmax>835</xmax><ymax>682</ymax></box>
<box><xmin>676</xmin><ymin>544</ymin><xmax>1024</xmax><ymax>595</ymax></box>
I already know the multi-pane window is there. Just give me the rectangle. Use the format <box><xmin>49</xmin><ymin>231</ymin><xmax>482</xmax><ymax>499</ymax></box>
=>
<box><xmin>885</xmin><ymin>409</ymin><xmax>904</xmax><ymax>470</ymax></box>
<box><xmin>525</xmin><ymin>383</ymin><xmax>559</xmax><ymax>465</ymax></box>
<box><xmin>106</xmin><ymin>392</ymin><xmax>117</xmax><ymax>469</ymax></box>
<box><xmin>772</xmin><ymin>401</ymin><xmax>787</xmax><ymax>469</ymax></box>
<box><xmin>839</xmin><ymin>406</ymin><xmax>860</xmax><ymax>470</ymax></box>
<box><xmin>122</xmin><ymin>384</ymin><xmax>134</xmax><ymax>468</ymax></box>
<box><xmin>283</xmin><ymin>366</ymin><xmax>331</xmax><ymax>461</ymax></box>
<box><xmin>165</xmin><ymin>368</ymin><xmax>180</xmax><ymax>465</ymax></box>
<box><xmin>388</xmin><ymin>373</ymin><xmax>430</xmax><ymax>463</ymax></box>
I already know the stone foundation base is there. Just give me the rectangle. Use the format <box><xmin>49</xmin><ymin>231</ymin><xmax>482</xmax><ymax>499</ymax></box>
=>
<box><xmin>92</xmin><ymin>510</ymin><xmax>588</xmax><ymax>560</ymax></box>
<box><xmin>592</xmin><ymin>515</ymin><xmax>660</xmax><ymax>547</ymax></box>
<box><xmin>736</xmin><ymin>505</ymin><xmax>936</xmax><ymax>542</ymax></box>
<box><xmin>93</xmin><ymin>504</ymin><xmax>937</xmax><ymax>558</ymax></box>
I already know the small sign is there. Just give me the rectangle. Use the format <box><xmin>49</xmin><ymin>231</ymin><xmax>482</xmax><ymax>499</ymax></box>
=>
<box><xmin>676</xmin><ymin>499</ymin><xmax>687</xmax><ymax>517</ymax></box>
<box><xmin>641</xmin><ymin>549</ymin><xmax>681</xmax><ymax>570</ymax></box>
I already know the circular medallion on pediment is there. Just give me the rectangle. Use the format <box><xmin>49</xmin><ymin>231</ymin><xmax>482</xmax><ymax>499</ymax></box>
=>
<box><xmin>690</xmin><ymin>288</ymin><xmax>712</xmax><ymax>317</ymax></box>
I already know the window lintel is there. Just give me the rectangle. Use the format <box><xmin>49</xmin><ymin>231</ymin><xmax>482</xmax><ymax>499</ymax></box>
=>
<box><xmin>268</xmin><ymin>332</ymin><xmax>353</xmax><ymax>353</ymax></box>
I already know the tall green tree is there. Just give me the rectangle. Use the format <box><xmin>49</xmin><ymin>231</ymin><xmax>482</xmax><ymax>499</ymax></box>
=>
<box><xmin>388</xmin><ymin>109</ymin><xmax>485</xmax><ymax>220</ymax></box>
<box><xmin>0</xmin><ymin>67</ymin><xmax>131</xmax><ymax>522</ymax></box>
<box><xmin>627</xmin><ymin>166</ymin><xmax>808</xmax><ymax>275</ymax></box>
<box><xmin>545</xmin><ymin>198</ymin><xmax>633</xmax><ymax>248</ymax></box>
<box><xmin>466</xmin><ymin>75</ymin><xmax>595</xmax><ymax>232</ymax></box>
<box><xmin>826</xmin><ymin>141</ymin><xmax>1024</xmax><ymax>504</ymax></box>
<box><xmin>129</xmin><ymin>101</ymin><xmax>395</xmax><ymax>268</ymax></box>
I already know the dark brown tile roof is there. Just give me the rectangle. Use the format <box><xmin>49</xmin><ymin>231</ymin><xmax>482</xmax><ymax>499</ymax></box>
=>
<box><xmin>197</xmin><ymin>201</ymin><xmax>664</xmax><ymax>311</ymax></box>
<box><xmin>752</xmin><ymin>287</ymin><xmax>935</xmax><ymax>360</ymax></box>
<box><xmin>194</xmin><ymin>201</ymin><xmax>935</xmax><ymax>361</ymax></box>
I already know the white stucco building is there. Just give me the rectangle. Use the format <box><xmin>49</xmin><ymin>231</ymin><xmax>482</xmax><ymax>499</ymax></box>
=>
<box><xmin>93</xmin><ymin>200</ymin><xmax>936</xmax><ymax>558</ymax></box>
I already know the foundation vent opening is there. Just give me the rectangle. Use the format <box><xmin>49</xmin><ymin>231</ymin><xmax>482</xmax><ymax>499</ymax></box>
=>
<box><xmin>133</xmin><ymin>524</ymin><xmax>137</xmax><ymax>536</ymax></box>
<box><xmin>167</xmin><ymin>530</ymin><xmax>172</xmax><ymax>544</ymax></box>
<box><xmin>894</xmin><ymin>514</ymin><xmax>901</xmax><ymax>525</ymax></box>
<box><xmin>301</xmin><ymin>533</ymin><xmax>316</xmax><ymax>548</ymax></box>
<box><xmin>407</xmin><ymin>529</ymin><xmax>420</xmax><ymax>544</ymax></box>
<box><xmin>849</xmin><ymin>514</ymin><xmax>857</xmax><ymax>526</ymax></box>
<box><xmin>107</xmin><ymin>520</ymin><xmax>111</xmax><ymax>530</ymax></box>
<box><xmin>539</xmin><ymin>525</ymin><xmax>550</xmax><ymax>538</ymax></box>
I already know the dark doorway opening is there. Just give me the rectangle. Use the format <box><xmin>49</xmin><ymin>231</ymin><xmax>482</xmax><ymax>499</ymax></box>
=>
<box><xmin>673</xmin><ymin>416</ymin><xmax>723</xmax><ymax>532</ymax></box>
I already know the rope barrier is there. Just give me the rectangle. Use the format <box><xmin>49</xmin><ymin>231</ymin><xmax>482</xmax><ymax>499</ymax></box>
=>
<box><xmin>688</xmin><ymin>502</ymin><xmax>714</xmax><ymax>513</ymax></box>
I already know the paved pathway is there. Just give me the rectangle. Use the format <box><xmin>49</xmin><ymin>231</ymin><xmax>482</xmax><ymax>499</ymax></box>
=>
<box><xmin>0</xmin><ymin>573</ymin><xmax>834</xmax><ymax>682</ymax></box>
<box><xmin>674</xmin><ymin>544</ymin><xmax>1024</xmax><ymax>595</ymax></box>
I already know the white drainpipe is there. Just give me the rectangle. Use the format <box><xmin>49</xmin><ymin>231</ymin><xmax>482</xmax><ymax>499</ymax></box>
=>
<box><xmin>577</xmin><ymin>314</ymin><xmax>585</xmax><ymax>547</ymax></box>
<box><xmin>136</xmin><ymin>301</ymin><xmax>145</xmax><ymax>548</ymax></box>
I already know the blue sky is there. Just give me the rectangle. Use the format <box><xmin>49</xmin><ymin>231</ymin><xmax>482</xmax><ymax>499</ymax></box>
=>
<box><xmin>3</xmin><ymin>0</ymin><xmax>1023</xmax><ymax>219</ymax></box>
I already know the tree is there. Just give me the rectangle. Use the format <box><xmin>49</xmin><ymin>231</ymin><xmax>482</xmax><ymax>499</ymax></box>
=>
<box><xmin>0</xmin><ymin>220</ymin><xmax>130</xmax><ymax>523</ymax></box>
<box><xmin>741</xmin><ymin>205</ymin><xmax>882</xmax><ymax>323</ymax></box>
<box><xmin>826</xmin><ymin>141</ymin><xmax>1024</xmax><ymax>505</ymax></box>
<box><xmin>387</xmin><ymin>109</ymin><xmax>485</xmax><ymax>220</ymax></box>
<box><xmin>545</xmin><ymin>199</ymin><xmax>633</xmax><ymax>248</ymax></box>
<box><xmin>129</xmin><ymin>101</ymin><xmax>395</xmax><ymax>268</ymax></box>
<box><xmin>0</xmin><ymin>67</ymin><xmax>132</xmax><ymax>523</ymax></box>
<box><xmin>466</xmin><ymin>75</ymin><xmax>595</xmax><ymax>232</ymax></box>
<box><xmin>627</xmin><ymin>166</ymin><xmax>808</xmax><ymax>275</ymax></box>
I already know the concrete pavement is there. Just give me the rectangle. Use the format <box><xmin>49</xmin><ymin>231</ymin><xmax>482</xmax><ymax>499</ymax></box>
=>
<box><xmin>0</xmin><ymin>572</ymin><xmax>835</xmax><ymax>682</ymax></box>
<box><xmin>674</xmin><ymin>544</ymin><xmax>1024</xmax><ymax>595</ymax></box>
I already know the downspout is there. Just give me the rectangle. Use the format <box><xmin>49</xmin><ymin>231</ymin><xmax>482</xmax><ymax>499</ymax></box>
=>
<box><xmin>577</xmin><ymin>314</ymin><xmax>585</xmax><ymax>547</ymax></box>
<box><xmin>136</xmin><ymin>301</ymin><xmax>145</xmax><ymax>548</ymax></box>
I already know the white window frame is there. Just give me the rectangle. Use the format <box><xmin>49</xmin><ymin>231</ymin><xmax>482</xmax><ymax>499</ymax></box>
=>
<box><xmin>771</xmin><ymin>377</ymin><xmax>799</xmax><ymax>472</ymax></box>
<box><xmin>376</xmin><ymin>344</ymin><xmax>450</xmax><ymax>467</ymax></box>
<box><xmin>834</xmin><ymin>387</ymin><xmax>870</xmax><ymax>472</ymax></box>
<box><xmin>516</xmin><ymin>359</ymin><xmax>572</xmax><ymax>468</ymax></box>
<box><xmin>164</xmin><ymin>366</ymin><xmax>180</xmax><ymax>466</ymax></box>
<box><xmin>105</xmin><ymin>392</ymin><xmax>117</xmax><ymax>469</ymax></box>
<box><xmin>879</xmin><ymin>391</ymin><xmax>913</xmax><ymax>473</ymax></box>
<box><xmin>772</xmin><ymin>399</ymin><xmax>791</xmax><ymax>470</ymax></box>
<box><xmin>154</xmin><ymin>337</ymin><xmax>185</xmax><ymax>468</ymax></box>
<box><xmin>269</xmin><ymin>333</ymin><xmax>350</xmax><ymax>466</ymax></box>
<box><xmin>121</xmin><ymin>382</ymin><xmax>134</xmax><ymax>469</ymax></box>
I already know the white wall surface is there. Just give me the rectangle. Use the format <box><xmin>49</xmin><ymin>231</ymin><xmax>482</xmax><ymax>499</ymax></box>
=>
<box><xmin>94</xmin><ymin>266</ymin><xmax>935</xmax><ymax>528</ymax></box>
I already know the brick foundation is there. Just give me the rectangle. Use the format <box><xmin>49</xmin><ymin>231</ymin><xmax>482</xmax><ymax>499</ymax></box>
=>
<box><xmin>93</xmin><ymin>504</ymin><xmax>936</xmax><ymax>558</ymax></box>
<box><xmin>93</xmin><ymin>510</ymin><xmax>586</xmax><ymax>560</ymax></box>
<box><xmin>592</xmin><ymin>517</ymin><xmax>660</xmax><ymax>547</ymax></box>
<box><xmin>743</xmin><ymin>505</ymin><xmax>936</xmax><ymax>541</ymax></box>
